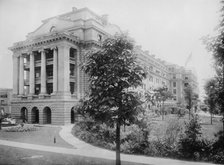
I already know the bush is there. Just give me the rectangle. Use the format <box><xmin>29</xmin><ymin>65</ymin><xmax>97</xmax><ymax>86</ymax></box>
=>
<box><xmin>72</xmin><ymin>115</ymin><xmax>223</xmax><ymax>164</ymax></box>
<box><xmin>209</xmin><ymin>131</ymin><xmax>224</xmax><ymax>164</ymax></box>
<box><xmin>177</xmin><ymin>115</ymin><xmax>212</xmax><ymax>160</ymax></box>
<box><xmin>3</xmin><ymin>124</ymin><xmax>38</xmax><ymax>132</ymax></box>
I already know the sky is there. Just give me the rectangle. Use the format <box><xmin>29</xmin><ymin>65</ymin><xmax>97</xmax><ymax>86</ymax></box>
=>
<box><xmin>0</xmin><ymin>0</ymin><xmax>221</xmax><ymax>99</ymax></box>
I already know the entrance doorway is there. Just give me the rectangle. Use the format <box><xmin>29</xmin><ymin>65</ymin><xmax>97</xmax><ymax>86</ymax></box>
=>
<box><xmin>43</xmin><ymin>107</ymin><xmax>51</xmax><ymax>124</ymax></box>
<box><xmin>31</xmin><ymin>107</ymin><xmax>39</xmax><ymax>123</ymax></box>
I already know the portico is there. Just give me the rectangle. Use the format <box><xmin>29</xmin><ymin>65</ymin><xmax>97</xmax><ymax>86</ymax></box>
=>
<box><xmin>12</xmin><ymin>43</ymin><xmax>81</xmax><ymax>99</ymax></box>
<box><xmin>10</xmin><ymin>33</ymin><xmax>85</xmax><ymax>125</ymax></box>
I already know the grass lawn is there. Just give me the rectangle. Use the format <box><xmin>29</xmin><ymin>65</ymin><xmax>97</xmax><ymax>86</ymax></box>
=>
<box><xmin>0</xmin><ymin>145</ymin><xmax>148</xmax><ymax>165</ymax></box>
<box><xmin>149</xmin><ymin>113</ymin><xmax>223</xmax><ymax>141</ymax></box>
<box><xmin>0</xmin><ymin>125</ymin><xmax>73</xmax><ymax>148</ymax></box>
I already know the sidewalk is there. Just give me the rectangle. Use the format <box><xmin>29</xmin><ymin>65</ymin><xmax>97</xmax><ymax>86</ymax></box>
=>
<box><xmin>59</xmin><ymin>124</ymin><xmax>215</xmax><ymax>165</ymax></box>
<box><xmin>0</xmin><ymin>124</ymin><xmax>217</xmax><ymax>165</ymax></box>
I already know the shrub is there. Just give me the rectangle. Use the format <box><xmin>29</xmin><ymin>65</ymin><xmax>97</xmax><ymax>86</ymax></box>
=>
<box><xmin>3</xmin><ymin>124</ymin><xmax>38</xmax><ymax>132</ymax></box>
<box><xmin>209</xmin><ymin>131</ymin><xmax>224</xmax><ymax>164</ymax></box>
<box><xmin>177</xmin><ymin>115</ymin><xmax>209</xmax><ymax>160</ymax></box>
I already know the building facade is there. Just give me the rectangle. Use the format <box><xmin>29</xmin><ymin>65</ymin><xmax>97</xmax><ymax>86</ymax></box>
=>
<box><xmin>136</xmin><ymin>48</ymin><xmax>199</xmax><ymax>106</ymax></box>
<box><xmin>10</xmin><ymin>7</ymin><xmax>198</xmax><ymax>125</ymax></box>
<box><xmin>9</xmin><ymin>7</ymin><xmax>121</xmax><ymax>125</ymax></box>
<box><xmin>0</xmin><ymin>88</ymin><xmax>12</xmax><ymax>114</ymax></box>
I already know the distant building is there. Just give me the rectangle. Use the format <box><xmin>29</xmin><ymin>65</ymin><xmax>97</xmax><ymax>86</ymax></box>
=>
<box><xmin>9</xmin><ymin>7</ymin><xmax>198</xmax><ymax>125</ymax></box>
<box><xmin>0</xmin><ymin>88</ymin><xmax>12</xmax><ymax>114</ymax></box>
<box><xmin>136</xmin><ymin>48</ymin><xmax>199</xmax><ymax>106</ymax></box>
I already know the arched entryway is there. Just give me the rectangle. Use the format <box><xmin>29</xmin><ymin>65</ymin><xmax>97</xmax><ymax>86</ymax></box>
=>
<box><xmin>21</xmin><ymin>107</ymin><xmax>28</xmax><ymax>122</ymax></box>
<box><xmin>43</xmin><ymin>107</ymin><xmax>51</xmax><ymax>124</ymax></box>
<box><xmin>31</xmin><ymin>107</ymin><xmax>39</xmax><ymax>124</ymax></box>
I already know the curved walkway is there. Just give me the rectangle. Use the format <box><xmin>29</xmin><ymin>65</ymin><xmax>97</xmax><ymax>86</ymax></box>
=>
<box><xmin>0</xmin><ymin>124</ymin><xmax>217</xmax><ymax>165</ymax></box>
<box><xmin>59</xmin><ymin>124</ymin><xmax>215</xmax><ymax>165</ymax></box>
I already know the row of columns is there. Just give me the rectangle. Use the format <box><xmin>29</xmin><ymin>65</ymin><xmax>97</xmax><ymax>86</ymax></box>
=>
<box><xmin>12</xmin><ymin>45</ymin><xmax>80</xmax><ymax>98</ymax></box>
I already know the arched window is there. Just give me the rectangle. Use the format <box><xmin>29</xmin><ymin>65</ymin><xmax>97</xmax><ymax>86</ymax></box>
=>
<box><xmin>50</xmin><ymin>26</ymin><xmax>56</xmax><ymax>32</ymax></box>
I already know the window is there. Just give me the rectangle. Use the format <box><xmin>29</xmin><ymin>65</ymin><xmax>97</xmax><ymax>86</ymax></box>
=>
<box><xmin>149</xmin><ymin>75</ymin><xmax>153</xmax><ymax>82</ymax></box>
<box><xmin>47</xmin><ymin>83</ymin><xmax>53</xmax><ymax>95</ymax></box>
<box><xmin>0</xmin><ymin>94</ymin><xmax>7</xmax><ymax>98</ymax></box>
<box><xmin>185</xmin><ymin>77</ymin><xmax>188</xmax><ymax>80</ymax></box>
<box><xmin>47</xmin><ymin>65</ymin><xmax>53</xmax><ymax>77</ymax></box>
<box><xmin>173</xmin><ymin>89</ymin><xmax>176</xmax><ymax>94</ymax></box>
<box><xmin>70</xmin><ymin>82</ymin><xmax>75</xmax><ymax>94</ymax></box>
<box><xmin>50</xmin><ymin>26</ymin><xmax>56</xmax><ymax>32</ymax></box>
<box><xmin>35</xmin><ymin>72</ymin><xmax>40</xmax><ymax>78</ymax></box>
<box><xmin>173</xmin><ymin>82</ymin><xmax>176</xmax><ymax>87</ymax></box>
<box><xmin>173</xmin><ymin>74</ymin><xmax>176</xmax><ymax>79</ymax></box>
<box><xmin>35</xmin><ymin>84</ymin><xmax>40</xmax><ymax>95</ymax></box>
<box><xmin>184</xmin><ymin>83</ymin><xmax>189</xmax><ymax>87</ymax></box>
<box><xmin>173</xmin><ymin>96</ymin><xmax>177</xmax><ymax>101</ymax></box>
<box><xmin>0</xmin><ymin>100</ymin><xmax>5</xmax><ymax>105</ymax></box>
<box><xmin>70</xmin><ymin>48</ymin><xmax>77</xmax><ymax>58</ymax></box>
<box><xmin>70</xmin><ymin>64</ymin><xmax>75</xmax><ymax>76</ymax></box>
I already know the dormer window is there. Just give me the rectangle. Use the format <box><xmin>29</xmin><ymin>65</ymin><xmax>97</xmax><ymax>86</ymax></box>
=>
<box><xmin>50</xmin><ymin>26</ymin><xmax>56</xmax><ymax>32</ymax></box>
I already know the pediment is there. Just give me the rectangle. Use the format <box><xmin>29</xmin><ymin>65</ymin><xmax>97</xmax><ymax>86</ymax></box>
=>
<box><xmin>27</xmin><ymin>18</ymin><xmax>76</xmax><ymax>38</ymax></box>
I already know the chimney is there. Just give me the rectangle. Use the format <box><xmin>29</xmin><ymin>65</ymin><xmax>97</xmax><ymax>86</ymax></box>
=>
<box><xmin>72</xmin><ymin>7</ymin><xmax>77</xmax><ymax>12</ymax></box>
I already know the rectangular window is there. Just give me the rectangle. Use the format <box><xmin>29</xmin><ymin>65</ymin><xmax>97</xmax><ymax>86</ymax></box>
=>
<box><xmin>35</xmin><ymin>72</ymin><xmax>40</xmax><ymax>78</ymax></box>
<box><xmin>173</xmin><ymin>96</ymin><xmax>177</xmax><ymax>101</ymax></box>
<box><xmin>173</xmin><ymin>89</ymin><xmax>176</xmax><ymax>94</ymax></box>
<box><xmin>35</xmin><ymin>84</ymin><xmax>40</xmax><ymax>95</ymax></box>
<box><xmin>173</xmin><ymin>82</ymin><xmax>176</xmax><ymax>87</ymax></box>
<box><xmin>47</xmin><ymin>83</ymin><xmax>53</xmax><ymax>95</ymax></box>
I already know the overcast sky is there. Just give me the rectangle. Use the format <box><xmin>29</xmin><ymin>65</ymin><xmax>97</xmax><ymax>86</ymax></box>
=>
<box><xmin>0</xmin><ymin>0</ymin><xmax>221</xmax><ymax>99</ymax></box>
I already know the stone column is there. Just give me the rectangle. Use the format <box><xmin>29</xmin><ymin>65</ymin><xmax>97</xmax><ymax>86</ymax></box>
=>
<box><xmin>52</xmin><ymin>47</ymin><xmax>58</xmax><ymax>94</ymax></box>
<box><xmin>57</xmin><ymin>44</ymin><xmax>70</xmax><ymax>97</ymax></box>
<box><xmin>29</xmin><ymin>52</ymin><xmax>35</xmax><ymax>95</ymax></box>
<box><xmin>76</xmin><ymin>50</ymin><xmax>80</xmax><ymax>99</ymax></box>
<box><xmin>12</xmin><ymin>55</ymin><xmax>19</xmax><ymax>95</ymax></box>
<box><xmin>40</xmin><ymin>50</ymin><xmax>46</xmax><ymax>95</ymax></box>
<box><xmin>19</xmin><ymin>55</ymin><xmax>24</xmax><ymax>95</ymax></box>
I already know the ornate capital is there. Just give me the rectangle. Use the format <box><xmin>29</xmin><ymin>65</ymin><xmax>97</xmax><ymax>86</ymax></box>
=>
<box><xmin>50</xmin><ymin>46</ymin><xmax>57</xmax><ymax>50</ymax></box>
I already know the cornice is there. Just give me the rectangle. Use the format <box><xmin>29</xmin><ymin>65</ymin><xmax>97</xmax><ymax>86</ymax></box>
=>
<box><xmin>9</xmin><ymin>32</ymin><xmax>80</xmax><ymax>51</ymax></box>
<box><xmin>9</xmin><ymin>32</ymin><xmax>103</xmax><ymax>52</ymax></box>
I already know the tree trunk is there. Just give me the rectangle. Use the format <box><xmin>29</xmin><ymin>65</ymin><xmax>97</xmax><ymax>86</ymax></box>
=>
<box><xmin>210</xmin><ymin>112</ymin><xmax>213</xmax><ymax>125</ymax></box>
<box><xmin>223</xmin><ymin>113</ymin><xmax>224</xmax><ymax>140</ymax></box>
<box><xmin>162</xmin><ymin>101</ymin><xmax>164</xmax><ymax>120</ymax></box>
<box><xmin>189</xmin><ymin>109</ymin><xmax>191</xmax><ymax>120</ymax></box>
<box><xmin>0</xmin><ymin>119</ymin><xmax>2</xmax><ymax>130</ymax></box>
<box><xmin>116</xmin><ymin>120</ymin><xmax>121</xmax><ymax>165</ymax></box>
<box><xmin>210</xmin><ymin>112</ymin><xmax>212</xmax><ymax>125</ymax></box>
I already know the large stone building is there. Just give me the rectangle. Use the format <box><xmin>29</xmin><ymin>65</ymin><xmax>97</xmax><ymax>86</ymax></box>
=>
<box><xmin>0</xmin><ymin>88</ymin><xmax>12</xmax><ymax>114</ymax></box>
<box><xmin>9</xmin><ymin>7</ymin><xmax>121</xmax><ymax>125</ymax></box>
<box><xmin>9</xmin><ymin>7</ymin><xmax>198</xmax><ymax>125</ymax></box>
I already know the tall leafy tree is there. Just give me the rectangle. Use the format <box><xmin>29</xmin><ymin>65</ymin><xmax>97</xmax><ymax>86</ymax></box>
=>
<box><xmin>184</xmin><ymin>85</ymin><xmax>199</xmax><ymax>119</ymax></box>
<box><xmin>204</xmin><ymin>0</ymin><xmax>224</xmax><ymax>135</ymax></box>
<box><xmin>80</xmin><ymin>34</ymin><xmax>146</xmax><ymax>165</ymax></box>
<box><xmin>154</xmin><ymin>86</ymin><xmax>173</xmax><ymax>120</ymax></box>
<box><xmin>204</xmin><ymin>78</ymin><xmax>219</xmax><ymax>124</ymax></box>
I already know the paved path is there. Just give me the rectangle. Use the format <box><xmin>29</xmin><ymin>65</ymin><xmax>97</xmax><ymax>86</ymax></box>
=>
<box><xmin>0</xmin><ymin>125</ymin><xmax>216</xmax><ymax>165</ymax></box>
